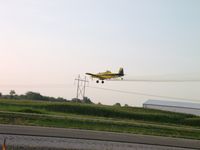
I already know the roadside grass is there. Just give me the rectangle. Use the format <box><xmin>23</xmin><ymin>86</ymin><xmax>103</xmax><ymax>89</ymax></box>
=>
<box><xmin>0</xmin><ymin>111</ymin><xmax>200</xmax><ymax>140</ymax></box>
<box><xmin>0</xmin><ymin>99</ymin><xmax>200</xmax><ymax>139</ymax></box>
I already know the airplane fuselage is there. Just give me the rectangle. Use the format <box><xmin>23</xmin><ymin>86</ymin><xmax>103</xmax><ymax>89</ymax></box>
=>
<box><xmin>86</xmin><ymin>68</ymin><xmax>124</xmax><ymax>83</ymax></box>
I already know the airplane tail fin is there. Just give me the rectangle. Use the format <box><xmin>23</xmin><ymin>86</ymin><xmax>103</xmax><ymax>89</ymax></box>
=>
<box><xmin>118</xmin><ymin>68</ymin><xmax>124</xmax><ymax>76</ymax></box>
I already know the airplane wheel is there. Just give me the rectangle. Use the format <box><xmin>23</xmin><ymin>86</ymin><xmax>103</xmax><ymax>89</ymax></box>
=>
<box><xmin>96</xmin><ymin>80</ymin><xmax>99</xmax><ymax>83</ymax></box>
<box><xmin>102</xmin><ymin>80</ymin><xmax>104</xmax><ymax>84</ymax></box>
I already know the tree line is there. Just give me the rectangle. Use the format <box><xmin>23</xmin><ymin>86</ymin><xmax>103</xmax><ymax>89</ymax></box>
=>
<box><xmin>0</xmin><ymin>90</ymin><xmax>93</xmax><ymax>104</ymax></box>
<box><xmin>0</xmin><ymin>90</ymin><xmax>126</xmax><ymax>106</ymax></box>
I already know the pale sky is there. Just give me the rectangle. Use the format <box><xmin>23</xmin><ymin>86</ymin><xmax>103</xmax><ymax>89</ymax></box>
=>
<box><xmin>0</xmin><ymin>0</ymin><xmax>200</xmax><ymax>106</ymax></box>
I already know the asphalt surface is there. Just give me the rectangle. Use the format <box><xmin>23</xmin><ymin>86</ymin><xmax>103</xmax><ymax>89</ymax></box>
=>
<box><xmin>0</xmin><ymin>124</ymin><xmax>199</xmax><ymax>149</ymax></box>
<box><xmin>0</xmin><ymin>134</ymin><xmax>193</xmax><ymax>150</ymax></box>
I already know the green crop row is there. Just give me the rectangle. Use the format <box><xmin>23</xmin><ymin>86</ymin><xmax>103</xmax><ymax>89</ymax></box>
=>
<box><xmin>0</xmin><ymin>99</ymin><xmax>199</xmax><ymax>127</ymax></box>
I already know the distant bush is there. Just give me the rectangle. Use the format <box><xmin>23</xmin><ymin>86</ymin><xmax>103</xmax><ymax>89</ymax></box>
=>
<box><xmin>124</xmin><ymin>104</ymin><xmax>129</xmax><ymax>107</ymax></box>
<box><xmin>82</xmin><ymin>97</ymin><xmax>93</xmax><ymax>104</ymax></box>
<box><xmin>113</xmin><ymin>103</ymin><xmax>121</xmax><ymax>107</ymax></box>
<box><xmin>71</xmin><ymin>98</ymin><xmax>82</xmax><ymax>103</ymax></box>
<box><xmin>71</xmin><ymin>97</ymin><xmax>93</xmax><ymax>104</ymax></box>
<box><xmin>25</xmin><ymin>92</ymin><xmax>45</xmax><ymax>100</ymax></box>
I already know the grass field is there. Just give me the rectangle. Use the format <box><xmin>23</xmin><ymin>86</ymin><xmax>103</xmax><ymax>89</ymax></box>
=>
<box><xmin>0</xmin><ymin>99</ymin><xmax>200</xmax><ymax>139</ymax></box>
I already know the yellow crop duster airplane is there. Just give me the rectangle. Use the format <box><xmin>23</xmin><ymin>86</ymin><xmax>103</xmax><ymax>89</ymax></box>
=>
<box><xmin>86</xmin><ymin>68</ymin><xmax>124</xmax><ymax>83</ymax></box>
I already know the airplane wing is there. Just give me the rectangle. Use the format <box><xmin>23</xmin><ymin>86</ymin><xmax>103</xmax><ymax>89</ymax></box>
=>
<box><xmin>85</xmin><ymin>73</ymin><xmax>106</xmax><ymax>80</ymax></box>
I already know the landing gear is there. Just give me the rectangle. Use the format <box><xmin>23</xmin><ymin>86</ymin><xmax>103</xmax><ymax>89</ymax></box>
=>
<box><xmin>96</xmin><ymin>80</ymin><xmax>104</xmax><ymax>84</ymax></box>
<box><xmin>121</xmin><ymin>78</ymin><xmax>123</xmax><ymax>80</ymax></box>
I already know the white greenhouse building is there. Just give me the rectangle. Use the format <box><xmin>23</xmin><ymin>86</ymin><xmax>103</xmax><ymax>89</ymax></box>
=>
<box><xmin>143</xmin><ymin>99</ymin><xmax>200</xmax><ymax>116</ymax></box>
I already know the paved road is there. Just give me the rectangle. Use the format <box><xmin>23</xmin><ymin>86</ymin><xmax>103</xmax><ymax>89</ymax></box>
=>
<box><xmin>0</xmin><ymin>124</ymin><xmax>199</xmax><ymax>149</ymax></box>
<box><xmin>0</xmin><ymin>134</ymin><xmax>193</xmax><ymax>150</ymax></box>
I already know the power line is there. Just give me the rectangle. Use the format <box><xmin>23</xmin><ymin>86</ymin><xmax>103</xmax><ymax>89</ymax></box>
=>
<box><xmin>0</xmin><ymin>82</ymin><xmax>199</xmax><ymax>102</ymax></box>
<box><xmin>87</xmin><ymin>86</ymin><xmax>200</xmax><ymax>102</ymax></box>
<box><xmin>108</xmin><ymin>79</ymin><xmax>200</xmax><ymax>82</ymax></box>
<box><xmin>0</xmin><ymin>84</ymin><xmax>72</xmax><ymax>87</ymax></box>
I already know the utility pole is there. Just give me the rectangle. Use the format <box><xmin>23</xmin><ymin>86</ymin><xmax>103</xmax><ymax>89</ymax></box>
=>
<box><xmin>83</xmin><ymin>76</ymin><xmax>87</xmax><ymax>97</ymax></box>
<box><xmin>75</xmin><ymin>75</ymin><xmax>89</xmax><ymax>100</ymax></box>
<box><xmin>76</xmin><ymin>75</ymin><xmax>80</xmax><ymax>99</ymax></box>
